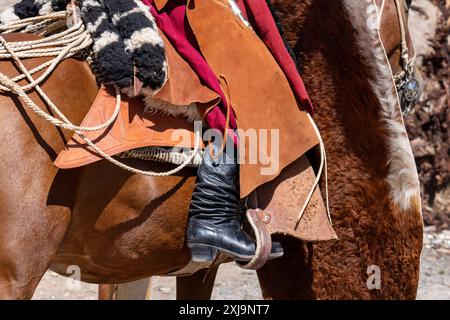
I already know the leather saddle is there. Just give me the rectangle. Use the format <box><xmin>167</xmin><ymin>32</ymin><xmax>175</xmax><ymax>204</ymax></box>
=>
<box><xmin>54</xmin><ymin>86</ymin><xmax>202</xmax><ymax>169</ymax></box>
<box><xmin>55</xmin><ymin>31</ymin><xmax>217</xmax><ymax>168</ymax></box>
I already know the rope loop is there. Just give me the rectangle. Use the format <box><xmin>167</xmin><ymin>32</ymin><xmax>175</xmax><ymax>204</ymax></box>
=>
<box><xmin>0</xmin><ymin>10</ymin><xmax>200</xmax><ymax>176</ymax></box>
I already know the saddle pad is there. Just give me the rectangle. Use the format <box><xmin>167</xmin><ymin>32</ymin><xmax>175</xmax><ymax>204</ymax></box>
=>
<box><xmin>256</xmin><ymin>155</ymin><xmax>337</xmax><ymax>241</ymax></box>
<box><xmin>54</xmin><ymin>86</ymin><xmax>201</xmax><ymax>169</ymax></box>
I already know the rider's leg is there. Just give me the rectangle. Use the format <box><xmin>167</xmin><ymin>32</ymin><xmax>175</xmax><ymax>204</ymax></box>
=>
<box><xmin>186</xmin><ymin>142</ymin><xmax>283</xmax><ymax>262</ymax></box>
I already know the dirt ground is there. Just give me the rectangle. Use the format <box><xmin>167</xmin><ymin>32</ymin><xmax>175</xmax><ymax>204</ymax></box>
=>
<box><xmin>1</xmin><ymin>0</ymin><xmax>449</xmax><ymax>300</ymax></box>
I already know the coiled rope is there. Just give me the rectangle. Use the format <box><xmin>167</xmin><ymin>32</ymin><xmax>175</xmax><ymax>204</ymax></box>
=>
<box><xmin>0</xmin><ymin>9</ymin><xmax>201</xmax><ymax>176</ymax></box>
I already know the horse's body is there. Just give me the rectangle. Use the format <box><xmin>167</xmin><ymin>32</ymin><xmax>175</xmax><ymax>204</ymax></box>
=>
<box><xmin>0</xmin><ymin>45</ymin><xmax>195</xmax><ymax>292</ymax></box>
<box><xmin>0</xmin><ymin>0</ymin><xmax>423</xmax><ymax>299</ymax></box>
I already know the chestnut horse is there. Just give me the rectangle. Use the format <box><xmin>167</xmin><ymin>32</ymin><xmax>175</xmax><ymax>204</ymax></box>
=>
<box><xmin>0</xmin><ymin>0</ymin><xmax>422</xmax><ymax>299</ymax></box>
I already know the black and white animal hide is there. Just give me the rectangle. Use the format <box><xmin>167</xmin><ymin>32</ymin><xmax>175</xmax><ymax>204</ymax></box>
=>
<box><xmin>101</xmin><ymin>0</ymin><xmax>167</xmax><ymax>94</ymax></box>
<box><xmin>0</xmin><ymin>0</ymin><xmax>168</xmax><ymax>96</ymax></box>
<box><xmin>0</xmin><ymin>0</ymin><xmax>56</xmax><ymax>23</ymax></box>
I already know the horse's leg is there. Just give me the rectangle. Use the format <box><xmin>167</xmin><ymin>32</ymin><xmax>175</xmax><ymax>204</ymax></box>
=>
<box><xmin>176</xmin><ymin>267</ymin><xmax>219</xmax><ymax>300</ymax></box>
<box><xmin>257</xmin><ymin>236</ymin><xmax>365</xmax><ymax>300</ymax></box>
<box><xmin>98</xmin><ymin>279</ymin><xmax>151</xmax><ymax>300</ymax></box>
<box><xmin>256</xmin><ymin>236</ymin><xmax>318</xmax><ymax>300</ymax></box>
<box><xmin>0</xmin><ymin>35</ymin><xmax>98</xmax><ymax>299</ymax></box>
<box><xmin>98</xmin><ymin>284</ymin><xmax>117</xmax><ymax>300</ymax></box>
<box><xmin>0</xmin><ymin>202</ymin><xmax>71</xmax><ymax>299</ymax></box>
<box><xmin>258</xmin><ymin>207</ymin><xmax>422</xmax><ymax>300</ymax></box>
<box><xmin>0</xmin><ymin>120</ymin><xmax>76</xmax><ymax>299</ymax></box>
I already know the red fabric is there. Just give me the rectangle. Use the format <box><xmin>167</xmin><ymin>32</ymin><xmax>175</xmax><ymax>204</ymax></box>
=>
<box><xmin>142</xmin><ymin>0</ymin><xmax>314</xmax><ymax>132</ymax></box>
<box><xmin>144</xmin><ymin>0</ymin><xmax>236</xmax><ymax>133</ymax></box>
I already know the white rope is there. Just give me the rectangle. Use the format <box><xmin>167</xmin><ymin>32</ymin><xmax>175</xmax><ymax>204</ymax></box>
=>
<box><xmin>377</xmin><ymin>0</ymin><xmax>386</xmax><ymax>29</ymax></box>
<box><xmin>394</xmin><ymin>0</ymin><xmax>409</xmax><ymax>68</ymax></box>
<box><xmin>0</xmin><ymin>11</ymin><xmax>67</xmax><ymax>34</ymax></box>
<box><xmin>296</xmin><ymin>113</ymin><xmax>330</xmax><ymax>225</ymax></box>
<box><xmin>377</xmin><ymin>0</ymin><xmax>415</xmax><ymax>82</ymax></box>
<box><xmin>0</xmin><ymin>10</ymin><xmax>201</xmax><ymax>177</ymax></box>
<box><xmin>0</xmin><ymin>25</ymin><xmax>118</xmax><ymax>132</ymax></box>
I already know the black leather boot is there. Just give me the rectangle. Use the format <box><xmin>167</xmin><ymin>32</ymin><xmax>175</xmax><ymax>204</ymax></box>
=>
<box><xmin>187</xmin><ymin>146</ymin><xmax>283</xmax><ymax>262</ymax></box>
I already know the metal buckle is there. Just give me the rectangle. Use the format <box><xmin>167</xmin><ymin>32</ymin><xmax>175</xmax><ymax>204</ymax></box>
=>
<box><xmin>396</xmin><ymin>71</ymin><xmax>420</xmax><ymax>115</ymax></box>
